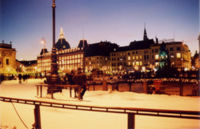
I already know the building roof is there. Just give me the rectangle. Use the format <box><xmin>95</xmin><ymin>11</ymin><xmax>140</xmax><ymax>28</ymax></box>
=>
<box><xmin>129</xmin><ymin>39</ymin><xmax>155</xmax><ymax>50</ymax></box>
<box><xmin>113</xmin><ymin>46</ymin><xmax>130</xmax><ymax>52</ymax></box>
<box><xmin>40</xmin><ymin>48</ymin><xmax>48</xmax><ymax>55</ymax></box>
<box><xmin>78</xmin><ymin>39</ymin><xmax>88</xmax><ymax>48</ymax></box>
<box><xmin>18</xmin><ymin>60</ymin><xmax>37</xmax><ymax>67</ymax></box>
<box><xmin>55</xmin><ymin>38</ymin><xmax>71</xmax><ymax>50</ymax></box>
<box><xmin>55</xmin><ymin>27</ymin><xmax>71</xmax><ymax>50</ymax></box>
<box><xmin>0</xmin><ymin>42</ymin><xmax>13</xmax><ymax>49</ymax></box>
<box><xmin>85</xmin><ymin>41</ymin><xmax>119</xmax><ymax>57</ymax></box>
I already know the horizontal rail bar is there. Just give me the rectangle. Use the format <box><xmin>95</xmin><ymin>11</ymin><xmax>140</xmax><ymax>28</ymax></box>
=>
<box><xmin>0</xmin><ymin>96</ymin><xmax>200</xmax><ymax>119</ymax></box>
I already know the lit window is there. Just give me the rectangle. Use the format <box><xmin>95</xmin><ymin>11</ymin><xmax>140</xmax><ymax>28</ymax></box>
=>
<box><xmin>176</xmin><ymin>53</ymin><xmax>181</xmax><ymax>58</ymax></box>
<box><xmin>132</xmin><ymin>56</ymin><xmax>135</xmax><ymax>60</ymax></box>
<box><xmin>155</xmin><ymin>62</ymin><xmax>159</xmax><ymax>66</ymax></box>
<box><xmin>128</xmin><ymin>56</ymin><xmax>131</xmax><ymax>60</ymax></box>
<box><xmin>136</xmin><ymin>56</ymin><xmax>138</xmax><ymax>60</ymax></box>
<box><xmin>136</xmin><ymin>61</ymin><xmax>139</xmax><ymax>65</ymax></box>
<box><xmin>155</xmin><ymin>54</ymin><xmax>159</xmax><ymax>60</ymax></box>
<box><xmin>140</xmin><ymin>61</ymin><xmax>142</xmax><ymax>66</ymax></box>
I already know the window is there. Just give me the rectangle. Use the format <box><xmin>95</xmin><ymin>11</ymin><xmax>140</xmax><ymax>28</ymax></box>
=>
<box><xmin>170</xmin><ymin>54</ymin><xmax>174</xmax><ymax>58</ymax></box>
<box><xmin>155</xmin><ymin>54</ymin><xmax>159</xmax><ymax>60</ymax></box>
<box><xmin>177</xmin><ymin>47</ymin><xmax>181</xmax><ymax>51</ymax></box>
<box><xmin>176</xmin><ymin>53</ymin><xmax>181</xmax><ymax>58</ymax></box>
<box><xmin>6</xmin><ymin>59</ymin><xmax>9</xmax><ymax>65</ymax></box>
<box><xmin>170</xmin><ymin>47</ymin><xmax>173</xmax><ymax>51</ymax></box>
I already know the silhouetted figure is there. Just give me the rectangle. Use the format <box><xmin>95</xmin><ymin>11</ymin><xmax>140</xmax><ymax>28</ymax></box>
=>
<box><xmin>18</xmin><ymin>74</ymin><xmax>22</xmax><ymax>84</ymax></box>
<box><xmin>68</xmin><ymin>70</ymin><xmax>75</xmax><ymax>85</ymax></box>
<box><xmin>67</xmin><ymin>70</ymin><xmax>78</xmax><ymax>98</ymax></box>
<box><xmin>0</xmin><ymin>74</ymin><xmax>4</xmax><ymax>84</ymax></box>
<box><xmin>73</xmin><ymin>68</ymin><xmax>87</xmax><ymax>100</ymax></box>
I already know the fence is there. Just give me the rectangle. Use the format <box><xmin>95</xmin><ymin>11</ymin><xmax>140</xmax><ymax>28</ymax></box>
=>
<box><xmin>0</xmin><ymin>96</ymin><xmax>200</xmax><ymax>129</ymax></box>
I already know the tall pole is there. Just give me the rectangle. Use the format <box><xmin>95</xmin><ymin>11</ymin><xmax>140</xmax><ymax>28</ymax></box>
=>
<box><xmin>51</xmin><ymin>0</ymin><xmax>58</xmax><ymax>75</ymax></box>
<box><xmin>47</xmin><ymin>0</ymin><xmax>59</xmax><ymax>84</ymax></box>
<box><xmin>198</xmin><ymin>34</ymin><xmax>200</xmax><ymax>56</ymax></box>
<box><xmin>52</xmin><ymin>0</ymin><xmax>56</xmax><ymax>48</ymax></box>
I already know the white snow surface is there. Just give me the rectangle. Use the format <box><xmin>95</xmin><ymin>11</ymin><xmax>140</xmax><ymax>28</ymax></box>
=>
<box><xmin>0</xmin><ymin>79</ymin><xmax>200</xmax><ymax>129</ymax></box>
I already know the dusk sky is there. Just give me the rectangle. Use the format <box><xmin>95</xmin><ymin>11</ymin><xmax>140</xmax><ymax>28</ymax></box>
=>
<box><xmin>0</xmin><ymin>0</ymin><xmax>199</xmax><ymax>60</ymax></box>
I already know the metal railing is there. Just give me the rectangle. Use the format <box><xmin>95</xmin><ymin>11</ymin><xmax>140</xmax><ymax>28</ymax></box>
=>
<box><xmin>0</xmin><ymin>96</ymin><xmax>200</xmax><ymax>129</ymax></box>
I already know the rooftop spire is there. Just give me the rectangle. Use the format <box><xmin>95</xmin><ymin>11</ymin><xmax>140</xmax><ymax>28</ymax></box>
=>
<box><xmin>143</xmin><ymin>23</ymin><xmax>149</xmax><ymax>41</ymax></box>
<box><xmin>59</xmin><ymin>27</ymin><xmax>65</xmax><ymax>39</ymax></box>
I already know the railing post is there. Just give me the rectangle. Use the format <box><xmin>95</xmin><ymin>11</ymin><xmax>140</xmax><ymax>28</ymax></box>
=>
<box><xmin>128</xmin><ymin>113</ymin><xmax>135</xmax><ymax>129</ymax></box>
<box><xmin>70</xmin><ymin>87</ymin><xmax>72</xmax><ymax>97</ymax></box>
<box><xmin>34</xmin><ymin>104</ymin><xmax>41</xmax><ymax>129</ymax></box>
<box><xmin>37</xmin><ymin>85</ymin><xmax>39</xmax><ymax>97</ymax></box>
<box><xmin>40</xmin><ymin>85</ymin><xmax>42</xmax><ymax>98</ymax></box>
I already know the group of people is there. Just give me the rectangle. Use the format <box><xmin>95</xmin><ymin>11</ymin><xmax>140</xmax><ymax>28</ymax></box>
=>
<box><xmin>18</xmin><ymin>74</ymin><xmax>30</xmax><ymax>84</ymax></box>
<box><xmin>65</xmin><ymin>68</ymin><xmax>87</xmax><ymax>100</ymax></box>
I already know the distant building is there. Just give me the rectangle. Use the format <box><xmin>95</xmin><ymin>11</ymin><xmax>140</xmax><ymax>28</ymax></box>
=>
<box><xmin>0</xmin><ymin>41</ymin><xmax>17</xmax><ymax>74</ymax></box>
<box><xmin>110</xmin><ymin>28</ymin><xmax>191</xmax><ymax>74</ymax></box>
<box><xmin>17</xmin><ymin>60</ymin><xmax>37</xmax><ymax>74</ymax></box>
<box><xmin>37</xmin><ymin>28</ymin><xmax>85</xmax><ymax>75</ymax></box>
<box><xmin>37</xmin><ymin>28</ymin><xmax>192</xmax><ymax>75</ymax></box>
<box><xmin>85</xmin><ymin>41</ymin><xmax>118</xmax><ymax>74</ymax></box>
<box><xmin>192</xmin><ymin>51</ymin><xmax>200</xmax><ymax>69</ymax></box>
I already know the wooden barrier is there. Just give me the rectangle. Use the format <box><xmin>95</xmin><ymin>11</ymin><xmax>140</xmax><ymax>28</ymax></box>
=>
<box><xmin>36</xmin><ymin>84</ymin><xmax>80</xmax><ymax>99</ymax></box>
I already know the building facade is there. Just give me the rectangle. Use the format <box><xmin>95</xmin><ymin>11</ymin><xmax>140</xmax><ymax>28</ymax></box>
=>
<box><xmin>0</xmin><ymin>41</ymin><xmax>17</xmax><ymax>74</ymax></box>
<box><xmin>37</xmin><ymin>28</ymin><xmax>192</xmax><ymax>75</ymax></box>
<box><xmin>37</xmin><ymin>29</ymin><xmax>85</xmax><ymax>76</ymax></box>
<box><xmin>109</xmin><ymin>29</ymin><xmax>191</xmax><ymax>74</ymax></box>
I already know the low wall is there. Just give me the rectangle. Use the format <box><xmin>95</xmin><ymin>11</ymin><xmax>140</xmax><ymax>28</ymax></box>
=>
<box><xmin>87</xmin><ymin>81</ymin><xmax>199</xmax><ymax>96</ymax></box>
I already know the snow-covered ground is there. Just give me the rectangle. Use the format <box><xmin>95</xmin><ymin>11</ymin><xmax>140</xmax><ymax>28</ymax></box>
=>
<box><xmin>0</xmin><ymin>79</ymin><xmax>200</xmax><ymax>129</ymax></box>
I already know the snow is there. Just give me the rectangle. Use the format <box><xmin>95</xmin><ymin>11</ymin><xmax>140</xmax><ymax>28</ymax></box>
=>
<box><xmin>0</xmin><ymin>79</ymin><xmax>200</xmax><ymax>129</ymax></box>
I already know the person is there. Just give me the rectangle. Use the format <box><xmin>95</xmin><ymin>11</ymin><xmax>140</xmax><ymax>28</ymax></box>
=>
<box><xmin>68</xmin><ymin>70</ymin><xmax>75</xmax><ymax>85</ymax></box>
<box><xmin>73</xmin><ymin>68</ymin><xmax>87</xmax><ymax>100</ymax></box>
<box><xmin>18</xmin><ymin>73</ymin><xmax>22</xmax><ymax>84</ymax></box>
<box><xmin>66</xmin><ymin>70</ymin><xmax>78</xmax><ymax>98</ymax></box>
<box><xmin>0</xmin><ymin>74</ymin><xmax>4</xmax><ymax>84</ymax></box>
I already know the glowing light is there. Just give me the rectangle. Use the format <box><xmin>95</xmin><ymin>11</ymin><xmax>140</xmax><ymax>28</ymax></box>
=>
<box><xmin>155</xmin><ymin>54</ymin><xmax>159</xmax><ymax>60</ymax></box>
<box><xmin>142</xmin><ymin>66</ymin><xmax>146</xmax><ymax>72</ymax></box>
<box><xmin>176</xmin><ymin>53</ymin><xmax>181</xmax><ymax>58</ymax></box>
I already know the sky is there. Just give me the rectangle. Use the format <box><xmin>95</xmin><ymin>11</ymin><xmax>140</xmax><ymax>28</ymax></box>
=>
<box><xmin>0</xmin><ymin>0</ymin><xmax>199</xmax><ymax>60</ymax></box>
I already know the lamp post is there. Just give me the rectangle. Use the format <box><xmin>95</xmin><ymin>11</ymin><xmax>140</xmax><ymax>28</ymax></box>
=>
<box><xmin>47</xmin><ymin>0</ymin><xmax>59</xmax><ymax>84</ymax></box>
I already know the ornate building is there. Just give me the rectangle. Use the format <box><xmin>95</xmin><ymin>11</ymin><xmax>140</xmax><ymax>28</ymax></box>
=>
<box><xmin>37</xmin><ymin>28</ymin><xmax>192</xmax><ymax>75</ymax></box>
<box><xmin>37</xmin><ymin>28</ymin><xmax>85</xmax><ymax>76</ymax></box>
<box><xmin>0</xmin><ymin>41</ymin><xmax>17</xmax><ymax>74</ymax></box>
